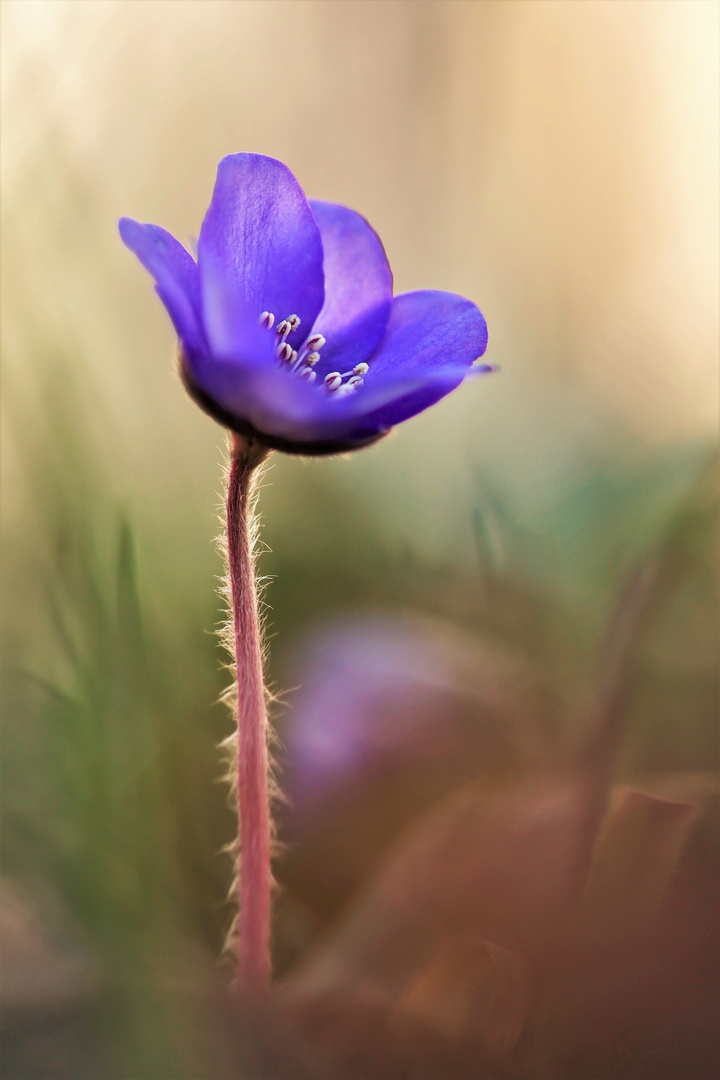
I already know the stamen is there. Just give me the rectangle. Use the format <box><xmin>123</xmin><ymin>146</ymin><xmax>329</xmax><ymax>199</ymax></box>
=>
<box><xmin>292</xmin><ymin>348</ymin><xmax>321</xmax><ymax>375</ymax></box>
<box><xmin>324</xmin><ymin>372</ymin><xmax>342</xmax><ymax>391</ymax></box>
<box><xmin>340</xmin><ymin>362</ymin><xmax>370</xmax><ymax>379</ymax></box>
<box><xmin>270</xmin><ymin>327</ymin><xmax>368</xmax><ymax>394</ymax></box>
<box><xmin>259</xmin><ymin>311</ymin><xmax>275</xmax><ymax>330</ymax></box>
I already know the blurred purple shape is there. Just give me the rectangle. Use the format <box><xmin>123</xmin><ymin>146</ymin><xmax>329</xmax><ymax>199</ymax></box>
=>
<box><xmin>282</xmin><ymin>611</ymin><xmax>542</xmax><ymax>824</ymax></box>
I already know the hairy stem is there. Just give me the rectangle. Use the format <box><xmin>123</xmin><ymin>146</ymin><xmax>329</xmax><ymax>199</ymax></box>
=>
<box><xmin>226</xmin><ymin>433</ymin><xmax>272</xmax><ymax>991</ymax></box>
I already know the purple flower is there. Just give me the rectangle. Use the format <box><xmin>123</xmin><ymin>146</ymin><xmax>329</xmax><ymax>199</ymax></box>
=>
<box><xmin>119</xmin><ymin>153</ymin><xmax>490</xmax><ymax>455</ymax></box>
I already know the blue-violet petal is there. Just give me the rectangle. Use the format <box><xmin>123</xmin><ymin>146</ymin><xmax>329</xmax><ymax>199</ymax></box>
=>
<box><xmin>198</xmin><ymin>153</ymin><xmax>324</xmax><ymax>362</ymax></box>
<box><xmin>307</xmin><ymin>200</ymin><xmax>392</xmax><ymax>377</ymax></box>
<box><xmin>118</xmin><ymin>218</ymin><xmax>205</xmax><ymax>355</ymax></box>
<box><xmin>339</xmin><ymin>289</ymin><xmax>488</xmax><ymax>437</ymax></box>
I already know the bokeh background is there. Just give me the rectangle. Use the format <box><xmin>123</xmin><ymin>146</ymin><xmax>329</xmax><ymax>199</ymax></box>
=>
<box><xmin>1</xmin><ymin>2</ymin><xmax>718</xmax><ymax>1078</ymax></box>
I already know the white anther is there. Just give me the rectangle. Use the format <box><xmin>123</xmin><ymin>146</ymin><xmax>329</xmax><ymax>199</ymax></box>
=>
<box><xmin>278</xmin><ymin>342</ymin><xmax>294</xmax><ymax>362</ymax></box>
<box><xmin>276</xmin><ymin>320</ymin><xmax>292</xmax><ymax>338</ymax></box>
<box><xmin>353</xmin><ymin>363</ymin><xmax>369</xmax><ymax>376</ymax></box>
<box><xmin>305</xmin><ymin>352</ymin><xmax>321</xmax><ymax>367</ymax></box>
<box><xmin>300</xmin><ymin>368</ymin><xmax>317</xmax><ymax>383</ymax></box>
<box><xmin>334</xmin><ymin>384</ymin><xmax>356</xmax><ymax>397</ymax></box>
<box><xmin>347</xmin><ymin>375</ymin><xmax>364</xmax><ymax>387</ymax></box>
<box><xmin>324</xmin><ymin>372</ymin><xmax>343</xmax><ymax>391</ymax></box>
<box><xmin>306</xmin><ymin>334</ymin><xmax>326</xmax><ymax>351</ymax></box>
<box><xmin>288</xmin><ymin>314</ymin><xmax>301</xmax><ymax>330</ymax></box>
<box><xmin>260</xmin><ymin>311</ymin><xmax>275</xmax><ymax>330</ymax></box>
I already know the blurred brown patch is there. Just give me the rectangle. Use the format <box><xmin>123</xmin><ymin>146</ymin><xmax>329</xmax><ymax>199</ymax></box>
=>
<box><xmin>279</xmin><ymin>774</ymin><xmax>719</xmax><ymax>1079</ymax></box>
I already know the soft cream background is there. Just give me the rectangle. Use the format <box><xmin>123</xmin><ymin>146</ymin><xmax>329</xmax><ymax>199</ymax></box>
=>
<box><xmin>2</xmin><ymin>0</ymin><xmax>718</xmax><ymax>564</ymax></box>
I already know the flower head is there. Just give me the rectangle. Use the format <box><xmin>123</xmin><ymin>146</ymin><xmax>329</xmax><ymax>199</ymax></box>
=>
<box><xmin>120</xmin><ymin>153</ymin><xmax>490</xmax><ymax>455</ymax></box>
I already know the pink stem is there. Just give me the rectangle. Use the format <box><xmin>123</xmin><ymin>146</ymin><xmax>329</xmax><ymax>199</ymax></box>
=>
<box><xmin>226</xmin><ymin>434</ymin><xmax>272</xmax><ymax>992</ymax></box>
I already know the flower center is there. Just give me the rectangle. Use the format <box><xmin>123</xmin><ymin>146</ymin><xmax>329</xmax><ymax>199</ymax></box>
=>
<box><xmin>259</xmin><ymin>310</ymin><xmax>367</xmax><ymax>395</ymax></box>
